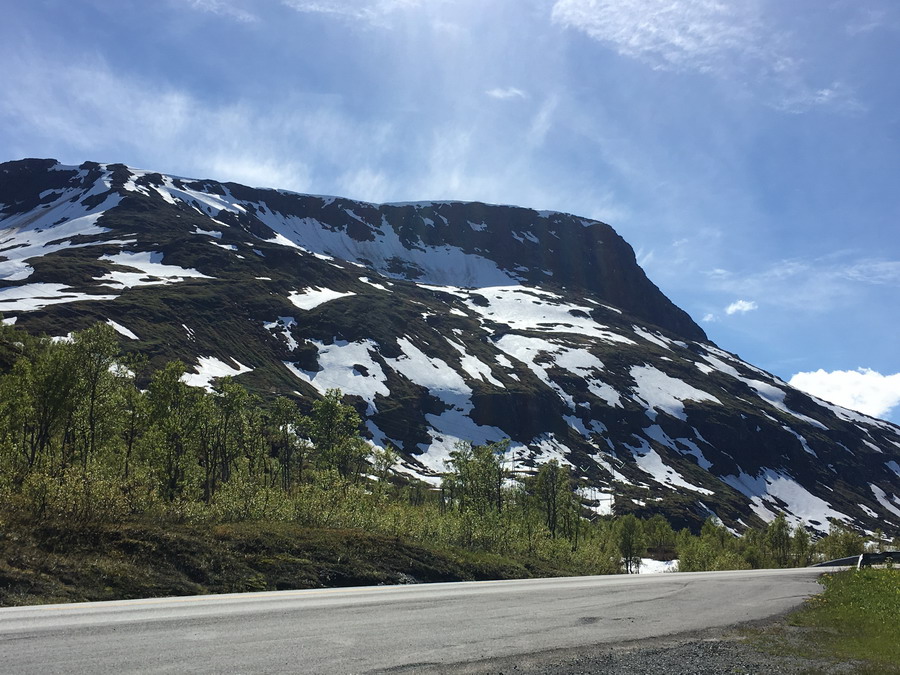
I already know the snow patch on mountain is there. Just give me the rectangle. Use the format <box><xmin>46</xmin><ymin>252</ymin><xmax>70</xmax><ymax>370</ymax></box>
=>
<box><xmin>464</xmin><ymin>286</ymin><xmax>634</xmax><ymax>343</ymax></box>
<box><xmin>645</xmin><ymin>424</ymin><xmax>713</xmax><ymax>470</ymax></box>
<box><xmin>445</xmin><ymin>338</ymin><xmax>504</xmax><ymax>387</ymax></box>
<box><xmin>253</xmin><ymin>209</ymin><xmax>517</xmax><ymax>287</ymax></box>
<box><xmin>630</xmin><ymin>365</ymin><xmax>721</xmax><ymax>421</ymax></box>
<box><xmin>388</xmin><ymin>338</ymin><xmax>471</xmax><ymax>410</ymax></box>
<box><xmin>869</xmin><ymin>485</ymin><xmax>900</xmax><ymax>522</ymax></box>
<box><xmin>722</xmin><ymin>469</ymin><xmax>849</xmax><ymax>530</ymax></box>
<box><xmin>782</xmin><ymin>426</ymin><xmax>818</xmax><ymax>457</ymax></box>
<box><xmin>193</xmin><ymin>227</ymin><xmax>223</xmax><ymax>238</ymax></box>
<box><xmin>183</xmin><ymin>356</ymin><xmax>252</xmax><ymax>390</ymax></box>
<box><xmin>264</xmin><ymin>317</ymin><xmax>298</xmax><ymax>351</ymax></box>
<box><xmin>288</xmin><ymin>287</ymin><xmax>356</xmax><ymax>310</ymax></box>
<box><xmin>0</xmin><ymin>193</ymin><xmax>122</xmax><ymax>281</ymax></box>
<box><xmin>106</xmin><ymin>319</ymin><xmax>139</xmax><ymax>340</ymax></box>
<box><xmin>358</xmin><ymin>276</ymin><xmax>390</xmax><ymax>291</ymax></box>
<box><xmin>494</xmin><ymin>334</ymin><xmax>578</xmax><ymax>408</ymax></box>
<box><xmin>0</xmin><ymin>283</ymin><xmax>117</xmax><ymax>311</ymax></box>
<box><xmin>626</xmin><ymin>435</ymin><xmax>713</xmax><ymax>495</ymax></box>
<box><xmin>744</xmin><ymin>378</ymin><xmax>828</xmax><ymax>430</ymax></box>
<box><xmin>97</xmin><ymin>251</ymin><xmax>212</xmax><ymax>288</ymax></box>
<box><xmin>419</xmin><ymin>410</ymin><xmax>512</xmax><ymax>474</ymax></box>
<box><xmin>285</xmin><ymin>339</ymin><xmax>389</xmax><ymax>412</ymax></box>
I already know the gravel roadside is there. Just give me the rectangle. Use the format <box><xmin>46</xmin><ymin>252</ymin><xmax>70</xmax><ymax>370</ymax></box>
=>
<box><xmin>384</xmin><ymin>622</ymin><xmax>864</xmax><ymax>674</ymax></box>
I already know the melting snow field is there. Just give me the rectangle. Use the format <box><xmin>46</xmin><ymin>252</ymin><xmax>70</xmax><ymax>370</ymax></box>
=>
<box><xmin>6</xmin><ymin>163</ymin><xmax>900</xmax><ymax>533</ymax></box>
<box><xmin>464</xmin><ymin>286</ymin><xmax>635</xmax><ymax>343</ymax></box>
<box><xmin>253</xmin><ymin>209</ymin><xmax>518</xmax><ymax>288</ymax></box>
<box><xmin>630</xmin><ymin>365</ymin><xmax>720</xmax><ymax>421</ymax></box>
<box><xmin>722</xmin><ymin>469</ymin><xmax>850</xmax><ymax>531</ymax></box>
<box><xmin>182</xmin><ymin>356</ymin><xmax>252</xmax><ymax>390</ymax></box>
<box><xmin>288</xmin><ymin>287</ymin><xmax>356</xmax><ymax>310</ymax></box>
<box><xmin>97</xmin><ymin>251</ymin><xmax>212</xmax><ymax>288</ymax></box>
<box><xmin>285</xmin><ymin>339</ymin><xmax>389</xmax><ymax>412</ymax></box>
<box><xmin>627</xmin><ymin>436</ymin><xmax>714</xmax><ymax>495</ymax></box>
<box><xmin>0</xmin><ymin>283</ymin><xmax>117</xmax><ymax>311</ymax></box>
<box><xmin>264</xmin><ymin>317</ymin><xmax>298</xmax><ymax>351</ymax></box>
<box><xmin>0</xmin><ymin>172</ymin><xmax>122</xmax><ymax>282</ymax></box>
<box><xmin>284</xmin><ymin>336</ymin><xmax>513</xmax><ymax>472</ymax></box>
<box><xmin>870</xmin><ymin>484</ymin><xmax>900</xmax><ymax>520</ymax></box>
<box><xmin>106</xmin><ymin>319</ymin><xmax>139</xmax><ymax>340</ymax></box>
<box><xmin>638</xmin><ymin>558</ymin><xmax>679</xmax><ymax>573</ymax></box>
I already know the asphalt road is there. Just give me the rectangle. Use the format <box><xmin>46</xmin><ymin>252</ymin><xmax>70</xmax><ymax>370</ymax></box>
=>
<box><xmin>0</xmin><ymin>567</ymin><xmax>839</xmax><ymax>674</ymax></box>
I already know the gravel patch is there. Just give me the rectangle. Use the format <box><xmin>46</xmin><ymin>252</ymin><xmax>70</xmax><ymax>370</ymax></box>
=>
<box><xmin>382</xmin><ymin>626</ymin><xmax>863</xmax><ymax>674</ymax></box>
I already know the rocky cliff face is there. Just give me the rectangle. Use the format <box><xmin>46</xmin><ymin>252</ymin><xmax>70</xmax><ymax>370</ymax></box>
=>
<box><xmin>2</xmin><ymin>158</ymin><xmax>899</xmax><ymax>534</ymax></box>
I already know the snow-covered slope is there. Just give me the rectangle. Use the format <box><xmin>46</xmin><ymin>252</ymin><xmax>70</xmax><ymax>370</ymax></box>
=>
<box><xmin>2</xmin><ymin>158</ymin><xmax>899</xmax><ymax>535</ymax></box>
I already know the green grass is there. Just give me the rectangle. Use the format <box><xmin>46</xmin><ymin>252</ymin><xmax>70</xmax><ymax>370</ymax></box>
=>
<box><xmin>747</xmin><ymin>568</ymin><xmax>900</xmax><ymax>674</ymax></box>
<box><xmin>0</xmin><ymin>511</ymin><xmax>579</xmax><ymax>607</ymax></box>
<box><xmin>789</xmin><ymin>568</ymin><xmax>900</xmax><ymax>669</ymax></box>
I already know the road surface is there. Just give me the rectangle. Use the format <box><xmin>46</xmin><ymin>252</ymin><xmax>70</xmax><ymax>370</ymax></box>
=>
<box><xmin>0</xmin><ymin>567</ymin><xmax>839</xmax><ymax>673</ymax></box>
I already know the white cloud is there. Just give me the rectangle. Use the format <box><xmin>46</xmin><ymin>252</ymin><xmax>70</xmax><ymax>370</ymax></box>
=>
<box><xmin>789</xmin><ymin>368</ymin><xmax>900</xmax><ymax>420</ymax></box>
<box><xmin>550</xmin><ymin>0</ymin><xmax>863</xmax><ymax>114</ymax></box>
<box><xmin>338</xmin><ymin>167</ymin><xmax>393</xmax><ymax>202</ymax></box>
<box><xmin>184</xmin><ymin>0</ymin><xmax>258</xmax><ymax>23</ymax></box>
<box><xmin>702</xmin><ymin>313</ymin><xmax>716</xmax><ymax>323</ymax></box>
<box><xmin>706</xmin><ymin>256</ymin><xmax>900</xmax><ymax>314</ymax></box>
<box><xmin>0</xmin><ymin>57</ymin><xmax>401</xmax><ymax>194</ymax></box>
<box><xmin>486</xmin><ymin>87</ymin><xmax>527</xmax><ymax>100</ymax></box>
<box><xmin>0</xmin><ymin>50</ymin><xmax>622</xmax><ymax>222</ymax></box>
<box><xmin>725</xmin><ymin>299</ymin><xmax>757</xmax><ymax>315</ymax></box>
<box><xmin>635</xmin><ymin>247</ymin><xmax>655</xmax><ymax>269</ymax></box>
<box><xmin>840</xmin><ymin>259</ymin><xmax>900</xmax><ymax>285</ymax></box>
<box><xmin>775</xmin><ymin>80</ymin><xmax>865</xmax><ymax>115</ymax></box>
<box><xmin>845</xmin><ymin>7</ymin><xmax>890</xmax><ymax>36</ymax></box>
<box><xmin>527</xmin><ymin>95</ymin><xmax>559</xmax><ymax>148</ymax></box>
<box><xmin>281</xmin><ymin>0</ymin><xmax>424</xmax><ymax>24</ymax></box>
<box><xmin>550</xmin><ymin>0</ymin><xmax>764</xmax><ymax>73</ymax></box>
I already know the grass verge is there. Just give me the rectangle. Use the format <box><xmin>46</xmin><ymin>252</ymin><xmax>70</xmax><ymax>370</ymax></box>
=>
<box><xmin>746</xmin><ymin>568</ymin><xmax>900</xmax><ymax>674</ymax></box>
<box><xmin>0</xmin><ymin>512</ymin><xmax>578</xmax><ymax>607</ymax></box>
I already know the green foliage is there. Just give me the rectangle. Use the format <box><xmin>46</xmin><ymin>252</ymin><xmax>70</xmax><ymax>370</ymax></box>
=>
<box><xmin>307</xmin><ymin>389</ymin><xmax>366</xmax><ymax>480</ymax></box>
<box><xmin>529</xmin><ymin>459</ymin><xmax>577</xmax><ymax>539</ymax></box>
<box><xmin>790</xmin><ymin>569</ymin><xmax>900</xmax><ymax>668</ymax></box>
<box><xmin>643</xmin><ymin>513</ymin><xmax>676</xmax><ymax>556</ymax></box>
<box><xmin>765</xmin><ymin>513</ymin><xmax>791</xmax><ymax>567</ymax></box>
<box><xmin>443</xmin><ymin>440</ymin><xmax>509</xmax><ymax>517</ymax></box>
<box><xmin>816</xmin><ymin>522</ymin><xmax>866</xmax><ymax>561</ymax></box>
<box><xmin>2</xmin><ymin>320</ymin><xmax>896</xmax><ymax>606</ymax></box>
<box><xmin>614</xmin><ymin>514</ymin><xmax>646</xmax><ymax>573</ymax></box>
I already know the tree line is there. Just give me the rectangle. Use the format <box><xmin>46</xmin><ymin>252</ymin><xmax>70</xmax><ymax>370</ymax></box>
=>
<box><xmin>0</xmin><ymin>321</ymin><xmax>891</xmax><ymax>574</ymax></box>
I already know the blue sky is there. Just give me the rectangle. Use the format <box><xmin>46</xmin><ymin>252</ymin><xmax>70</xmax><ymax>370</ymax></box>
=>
<box><xmin>2</xmin><ymin>0</ymin><xmax>899</xmax><ymax>422</ymax></box>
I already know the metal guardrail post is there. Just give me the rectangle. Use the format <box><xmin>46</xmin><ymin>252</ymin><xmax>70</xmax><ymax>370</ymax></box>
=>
<box><xmin>856</xmin><ymin>551</ymin><xmax>900</xmax><ymax>568</ymax></box>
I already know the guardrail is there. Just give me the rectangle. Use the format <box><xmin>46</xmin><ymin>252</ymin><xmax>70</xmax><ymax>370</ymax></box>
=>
<box><xmin>856</xmin><ymin>551</ymin><xmax>900</xmax><ymax>569</ymax></box>
<box><xmin>812</xmin><ymin>551</ymin><xmax>900</xmax><ymax>569</ymax></box>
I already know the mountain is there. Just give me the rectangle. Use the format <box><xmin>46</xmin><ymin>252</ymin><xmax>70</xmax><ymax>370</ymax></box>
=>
<box><xmin>2</xmin><ymin>158</ymin><xmax>899</xmax><ymax>535</ymax></box>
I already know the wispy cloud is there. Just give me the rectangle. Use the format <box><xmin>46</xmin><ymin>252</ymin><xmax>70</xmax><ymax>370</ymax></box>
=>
<box><xmin>725</xmin><ymin>299</ymin><xmax>757</xmax><ymax>315</ymax></box>
<box><xmin>527</xmin><ymin>95</ymin><xmax>558</xmax><ymax>148</ymax></box>
<box><xmin>551</xmin><ymin>0</ymin><xmax>763</xmax><ymax>74</ymax></box>
<box><xmin>0</xmin><ymin>56</ymin><xmax>396</xmax><ymax>193</ymax></box>
<box><xmin>486</xmin><ymin>87</ymin><xmax>527</xmax><ymax>100</ymax></box>
<box><xmin>845</xmin><ymin>7</ymin><xmax>891</xmax><ymax>36</ymax></box>
<box><xmin>774</xmin><ymin>81</ymin><xmax>865</xmax><ymax>115</ymax></box>
<box><xmin>705</xmin><ymin>255</ymin><xmax>900</xmax><ymax>313</ymax></box>
<box><xmin>280</xmin><ymin>0</ymin><xmax>424</xmax><ymax>25</ymax></box>
<box><xmin>183</xmin><ymin>0</ymin><xmax>258</xmax><ymax>23</ymax></box>
<box><xmin>550</xmin><ymin>0</ymin><xmax>862</xmax><ymax>113</ymax></box>
<box><xmin>789</xmin><ymin>368</ymin><xmax>900</xmax><ymax>419</ymax></box>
